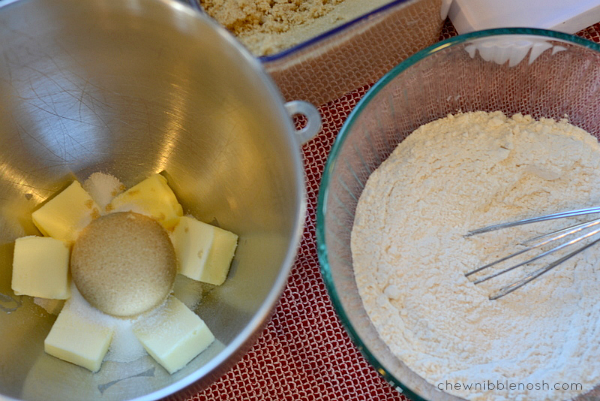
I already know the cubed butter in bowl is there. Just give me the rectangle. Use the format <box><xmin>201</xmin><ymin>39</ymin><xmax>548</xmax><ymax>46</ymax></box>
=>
<box><xmin>11</xmin><ymin>236</ymin><xmax>71</xmax><ymax>300</ymax></box>
<box><xmin>133</xmin><ymin>296</ymin><xmax>215</xmax><ymax>374</ymax></box>
<box><xmin>107</xmin><ymin>174</ymin><xmax>183</xmax><ymax>230</ymax></box>
<box><xmin>172</xmin><ymin>216</ymin><xmax>238</xmax><ymax>286</ymax></box>
<box><xmin>44</xmin><ymin>306</ymin><xmax>114</xmax><ymax>373</ymax></box>
<box><xmin>31</xmin><ymin>181</ymin><xmax>101</xmax><ymax>244</ymax></box>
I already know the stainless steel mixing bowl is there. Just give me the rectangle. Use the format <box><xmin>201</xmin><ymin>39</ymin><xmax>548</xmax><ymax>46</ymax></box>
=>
<box><xmin>0</xmin><ymin>0</ymin><xmax>320</xmax><ymax>400</ymax></box>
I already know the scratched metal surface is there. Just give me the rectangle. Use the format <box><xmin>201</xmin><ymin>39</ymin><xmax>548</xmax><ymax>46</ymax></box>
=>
<box><xmin>0</xmin><ymin>0</ymin><xmax>307</xmax><ymax>400</ymax></box>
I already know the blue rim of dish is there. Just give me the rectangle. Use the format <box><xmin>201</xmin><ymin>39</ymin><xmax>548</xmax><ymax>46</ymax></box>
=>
<box><xmin>316</xmin><ymin>27</ymin><xmax>600</xmax><ymax>401</ymax></box>
<box><xmin>259</xmin><ymin>0</ymin><xmax>412</xmax><ymax>63</ymax></box>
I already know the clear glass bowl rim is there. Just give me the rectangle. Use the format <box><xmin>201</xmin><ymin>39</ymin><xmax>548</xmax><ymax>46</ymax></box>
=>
<box><xmin>258</xmin><ymin>0</ymin><xmax>413</xmax><ymax>63</ymax></box>
<box><xmin>316</xmin><ymin>27</ymin><xmax>600</xmax><ymax>401</ymax></box>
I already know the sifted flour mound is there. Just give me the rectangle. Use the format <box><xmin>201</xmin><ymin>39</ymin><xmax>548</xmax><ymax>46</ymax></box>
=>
<box><xmin>352</xmin><ymin>111</ymin><xmax>600</xmax><ymax>401</ymax></box>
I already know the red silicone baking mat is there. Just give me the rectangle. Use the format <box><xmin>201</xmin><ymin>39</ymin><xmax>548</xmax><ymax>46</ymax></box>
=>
<box><xmin>186</xmin><ymin>20</ymin><xmax>600</xmax><ymax>401</ymax></box>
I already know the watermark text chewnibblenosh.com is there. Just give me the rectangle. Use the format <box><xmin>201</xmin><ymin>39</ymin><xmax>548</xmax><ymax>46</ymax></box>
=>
<box><xmin>437</xmin><ymin>380</ymin><xmax>583</xmax><ymax>392</ymax></box>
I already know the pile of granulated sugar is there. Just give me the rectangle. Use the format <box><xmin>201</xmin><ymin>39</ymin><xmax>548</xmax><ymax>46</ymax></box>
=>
<box><xmin>351</xmin><ymin>111</ymin><xmax>600</xmax><ymax>401</ymax></box>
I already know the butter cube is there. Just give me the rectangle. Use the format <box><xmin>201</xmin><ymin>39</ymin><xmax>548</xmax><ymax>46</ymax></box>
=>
<box><xmin>172</xmin><ymin>216</ymin><xmax>238</xmax><ymax>285</ymax></box>
<box><xmin>12</xmin><ymin>236</ymin><xmax>70</xmax><ymax>299</ymax></box>
<box><xmin>133</xmin><ymin>296</ymin><xmax>214</xmax><ymax>374</ymax></box>
<box><xmin>32</xmin><ymin>181</ymin><xmax>100</xmax><ymax>243</ymax></box>
<box><xmin>107</xmin><ymin>174</ymin><xmax>183</xmax><ymax>230</ymax></box>
<box><xmin>44</xmin><ymin>306</ymin><xmax>114</xmax><ymax>372</ymax></box>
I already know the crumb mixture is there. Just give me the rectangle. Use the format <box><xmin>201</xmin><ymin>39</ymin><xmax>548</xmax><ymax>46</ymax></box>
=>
<box><xmin>352</xmin><ymin>111</ymin><xmax>600</xmax><ymax>401</ymax></box>
<box><xmin>200</xmin><ymin>0</ymin><xmax>392</xmax><ymax>55</ymax></box>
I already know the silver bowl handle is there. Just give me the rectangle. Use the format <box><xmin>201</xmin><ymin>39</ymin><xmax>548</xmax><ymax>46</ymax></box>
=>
<box><xmin>285</xmin><ymin>100</ymin><xmax>322</xmax><ymax>145</ymax></box>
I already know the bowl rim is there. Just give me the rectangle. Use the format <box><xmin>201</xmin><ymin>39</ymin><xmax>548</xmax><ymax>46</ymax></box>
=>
<box><xmin>258</xmin><ymin>0</ymin><xmax>414</xmax><ymax>63</ymax></box>
<box><xmin>316</xmin><ymin>27</ymin><xmax>600</xmax><ymax>401</ymax></box>
<box><xmin>0</xmin><ymin>0</ymin><xmax>308</xmax><ymax>400</ymax></box>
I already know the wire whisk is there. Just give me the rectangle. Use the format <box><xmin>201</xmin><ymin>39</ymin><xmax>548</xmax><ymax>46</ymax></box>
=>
<box><xmin>464</xmin><ymin>206</ymin><xmax>600</xmax><ymax>300</ymax></box>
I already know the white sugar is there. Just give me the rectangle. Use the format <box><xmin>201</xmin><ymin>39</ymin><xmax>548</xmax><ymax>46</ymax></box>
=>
<box><xmin>83</xmin><ymin>172</ymin><xmax>125</xmax><ymax>211</ymax></box>
<box><xmin>106</xmin><ymin>318</ymin><xmax>147</xmax><ymax>363</ymax></box>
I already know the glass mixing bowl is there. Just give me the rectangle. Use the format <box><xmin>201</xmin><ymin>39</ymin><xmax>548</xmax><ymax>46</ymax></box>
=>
<box><xmin>317</xmin><ymin>28</ymin><xmax>600</xmax><ymax>401</ymax></box>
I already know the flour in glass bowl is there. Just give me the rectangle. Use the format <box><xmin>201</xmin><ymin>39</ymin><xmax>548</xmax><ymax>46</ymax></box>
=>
<box><xmin>351</xmin><ymin>111</ymin><xmax>600</xmax><ymax>401</ymax></box>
